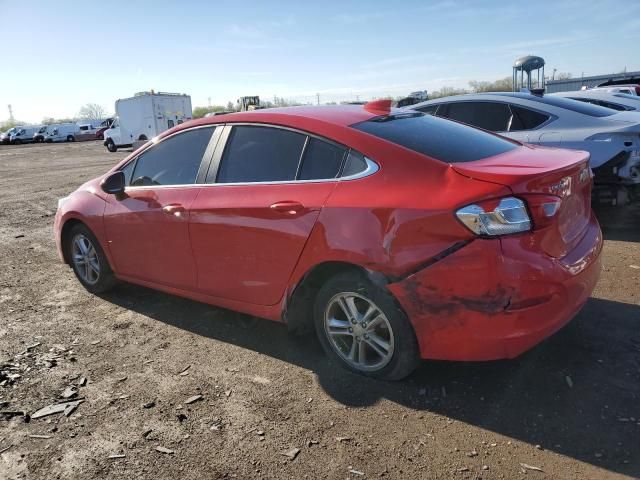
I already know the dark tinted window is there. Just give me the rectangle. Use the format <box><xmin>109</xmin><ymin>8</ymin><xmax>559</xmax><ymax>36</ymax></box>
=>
<box><xmin>509</xmin><ymin>105</ymin><xmax>550</xmax><ymax>130</ymax></box>
<box><xmin>342</xmin><ymin>151</ymin><xmax>368</xmax><ymax>176</ymax></box>
<box><xmin>217</xmin><ymin>126</ymin><xmax>306</xmax><ymax>183</ymax></box>
<box><xmin>415</xmin><ymin>104</ymin><xmax>439</xmax><ymax>115</ymax></box>
<box><xmin>298</xmin><ymin>137</ymin><xmax>346</xmax><ymax>180</ymax></box>
<box><xmin>442</xmin><ymin>102</ymin><xmax>511</xmax><ymax>131</ymax></box>
<box><xmin>352</xmin><ymin>112</ymin><xmax>517</xmax><ymax>163</ymax></box>
<box><xmin>130</xmin><ymin>127</ymin><xmax>214</xmax><ymax>186</ymax></box>
<box><xmin>489</xmin><ymin>93</ymin><xmax>615</xmax><ymax>117</ymax></box>
<box><xmin>570</xmin><ymin>97</ymin><xmax>630</xmax><ymax>111</ymax></box>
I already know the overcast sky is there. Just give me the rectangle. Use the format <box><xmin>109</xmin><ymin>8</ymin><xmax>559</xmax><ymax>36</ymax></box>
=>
<box><xmin>2</xmin><ymin>0</ymin><xmax>639</xmax><ymax>123</ymax></box>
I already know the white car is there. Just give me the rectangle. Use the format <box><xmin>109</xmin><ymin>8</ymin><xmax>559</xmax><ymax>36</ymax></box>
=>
<box><xmin>406</xmin><ymin>92</ymin><xmax>640</xmax><ymax>206</ymax></box>
<box><xmin>591</xmin><ymin>85</ymin><xmax>639</xmax><ymax>96</ymax></box>
<box><xmin>551</xmin><ymin>90</ymin><xmax>640</xmax><ymax>112</ymax></box>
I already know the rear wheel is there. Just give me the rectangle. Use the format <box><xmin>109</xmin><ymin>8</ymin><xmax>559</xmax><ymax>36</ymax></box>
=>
<box><xmin>66</xmin><ymin>224</ymin><xmax>117</xmax><ymax>293</ymax></box>
<box><xmin>66</xmin><ymin>135</ymin><xmax>75</xmax><ymax>142</ymax></box>
<box><xmin>106</xmin><ymin>139</ymin><xmax>117</xmax><ymax>152</ymax></box>
<box><xmin>12</xmin><ymin>139</ymin><xmax>21</xmax><ymax>145</ymax></box>
<box><xmin>314</xmin><ymin>271</ymin><xmax>420</xmax><ymax>380</ymax></box>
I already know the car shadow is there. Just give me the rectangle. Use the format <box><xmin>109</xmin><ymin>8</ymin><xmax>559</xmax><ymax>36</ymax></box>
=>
<box><xmin>100</xmin><ymin>285</ymin><xmax>640</xmax><ymax>477</ymax></box>
<box><xmin>594</xmin><ymin>204</ymin><xmax>640</xmax><ymax>242</ymax></box>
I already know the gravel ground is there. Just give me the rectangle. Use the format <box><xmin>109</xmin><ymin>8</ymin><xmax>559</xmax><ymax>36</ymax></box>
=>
<box><xmin>0</xmin><ymin>141</ymin><xmax>639</xmax><ymax>480</ymax></box>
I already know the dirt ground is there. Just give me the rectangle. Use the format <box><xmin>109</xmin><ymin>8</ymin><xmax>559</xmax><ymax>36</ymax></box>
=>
<box><xmin>0</xmin><ymin>141</ymin><xmax>638</xmax><ymax>480</ymax></box>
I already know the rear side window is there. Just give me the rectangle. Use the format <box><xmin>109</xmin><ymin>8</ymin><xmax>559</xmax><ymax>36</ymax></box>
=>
<box><xmin>352</xmin><ymin>112</ymin><xmax>517</xmax><ymax>163</ymax></box>
<box><xmin>509</xmin><ymin>105</ymin><xmax>550</xmax><ymax>130</ymax></box>
<box><xmin>342</xmin><ymin>151</ymin><xmax>368</xmax><ymax>176</ymax></box>
<box><xmin>298</xmin><ymin>137</ymin><xmax>346</xmax><ymax>180</ymax></box>
<box><xmin>415</xmin><ymin>104</ymin><xmax>439</xmax><ymax>116</ymax></box>
<box><xmin>441</xmin><ymin>102</ymin><xmax>511</xmax><ymax>132</ymax></box>
<box><xmin>217</xmin><ymin>126</ymin><xmax>306</xmax><ymax>183</ymax></box>
<box><xmin>130</xmin><ymin>127</ymin><xmax>214</xmax><ymax>186</ymax></box>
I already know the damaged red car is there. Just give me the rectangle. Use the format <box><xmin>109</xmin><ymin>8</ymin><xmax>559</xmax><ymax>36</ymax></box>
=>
<box><xmin>54</xmin><ymin>102</ymin><xmax>603</xmax><ymax>380</ymax></box>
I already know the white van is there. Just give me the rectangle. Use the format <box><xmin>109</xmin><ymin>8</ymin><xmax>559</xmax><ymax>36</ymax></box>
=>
<box><xmin>9</xmin><ymin>125</ymin><xmax>44</xmax><ymax>144</ymax></box>
<box><xmin>104</xmin><ymin>91</ymin><xmax>192</xmax><ymax>152</ymax></box>
<box><xmin>43</xmin><ymin>123</ymin><xmax>80</xmax><ymax>143</ymax></box>
<box><xmin>33</xmin><ymin>125</ymin><xmax>48</xmax><ymax>143</ymax></box>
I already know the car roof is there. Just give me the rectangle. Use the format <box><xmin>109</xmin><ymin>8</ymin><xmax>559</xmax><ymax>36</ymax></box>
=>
<box><xmin>184</xmin><ymin>105</ymin><xmax>380</xmax><ymax>130</ymax></box>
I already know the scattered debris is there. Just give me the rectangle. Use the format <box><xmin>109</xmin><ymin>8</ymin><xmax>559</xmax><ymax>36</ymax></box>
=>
<box><xmin>155</xmin><ymin>446</ymin><xmax>175</xmax><ymax>454</ymax></box>
<box><xmin>184</xmin><ymin>395</ymin><xmax>203</xmax><ymax>405</ymax></box>
<box><xmin>142</xmin><ymin>401</ymin><xmax>156</xmax><ymax>409</ymax></box>
<box><xmin>142</xmin><ymin>429</ymin><xmax>153</xmax><ymax>438</ymax></box>
<box><xmin>336</xmin><ymin>436</ymin><xmax>352</xmax><ymax>443</ymax></box>
<box><xmin>629</xmin><ymin>265</ymin><xmax>640</xmax><ymax>269</ymax></box>
<box><xmin>224</xmin><ymin>390</ymin><xmax>232</xmax><ymax>397</ymax></box>
<box><xmin>77</xmin><ymin>377</ymin><xmax>87</xmax><ymax>387</ymax></box>
<box><xmin>466</xmin><ymin>450</ymin><xmax>478</xmax><ymax>457</ymax></box>
<box><xmin>177</xmin><ymin>413</ymin><xmax>188</xmax><ymax>422</ymax></box>
<box><xmin>14</xmin><ymin>234</ymin><xmax>25</xmax><ymax>239</ymax></box>
<box><xmin>349</xmin><ymin>468</ymin><xmax>364</xmax><ymax>476</ymax></box>
<box><xmin>90</xmin><ymin>340</ymin><xmax>101</xmax><ymax>346</ymax></box>
<box><xmin>32</xmin><ymin>400</ymin><xmax>83</xmax><ymax>419</ymax></box>
<box><xmin>64</xmin><ymin>403</ymin><xmax>80</xmax><ymax>417</ymax></box>
<box><xmin>116</xmin><ymin>376</ymin><xmax>127</xmax><ymax>382</ymax></box>
<box><xmin>60</xmin><ymin>386</ymin><xmax>78</xmax><ymax>399</ymax></box>
<box><xmin>28</xmin><ymin>434</ymin><xmax>52</xmax><ymax>439</ymax></box>
<box><xmin>178</xmin><ymin>365</ymin><xmax>191</xmax><ymax>376</ymax></box>
<box><xmin>520</xmin><ymin>463</ymin><xmax>544</xmax><ymax>472</ymax></box>
<box><xmin>0</xmin><ymin>410</ymin><xmax>28</xmax><ymax>421</ymax></box>
<box><xmin>307</xmin><ymin>440</ymin><xmax>318</xmax><ymax>447</ymax></box>
<box><xmin>565</xmin><ymin>376</ymin><xmax>574</xmax><ymax>388</ymax></box>
<box><xmin>457</xmin><ymin>467</ymin><xmax>469</xmax><ymax>472</ymax></box>
<box><xmin>108</xmin><ymin>454</ymin><xmax>126</xmax><ymax>459</ymax></box>
<box><xmin>281</xmin><ymin>447</ymin><xmax>300</xmax><ymax>460</ymax></box>
<box><xmin>482</xmin><ymin>465</ymin><xmax>489</xmax><ymax>470</ymax></box>
<box><xmin>0</xmin><ymin>444</ymin><xmax>12</xmax><ymax>454</ymax></box>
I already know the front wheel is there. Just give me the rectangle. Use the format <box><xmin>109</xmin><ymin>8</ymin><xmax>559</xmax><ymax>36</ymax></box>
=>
<box><xmin>314</xmin><ymin>271</ymin><xmax>420</xmax><ymax>381</ymax></box>
<box><xmin>67</xmin><ymin>135</ymin><xmax>75</xmax><ymax>142</ymax></box>
<box><xmin>106</xmin><ymin>139</ymin><xmax>117</xmax><ymax>152</ymax></box>
<box><xmin>66</xmin><ymin>224</ymin><xmax>117</xmax><ymax>293</ymax></box>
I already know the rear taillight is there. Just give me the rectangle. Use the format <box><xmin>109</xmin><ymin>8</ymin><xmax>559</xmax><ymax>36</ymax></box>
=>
<box><xmin>521</xmin><ymin>194</ymin><xmax>563</xmax><ymax>229</ymax></box>
<box><xmin>456</xmin><ymin>197</ymin><xmax>531</xmax><ymax>236</ymax></box>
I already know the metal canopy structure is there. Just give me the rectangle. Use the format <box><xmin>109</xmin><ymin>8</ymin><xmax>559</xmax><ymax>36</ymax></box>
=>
<box><xmin>513</xmin><ymin>55</ymin><xmax>545</xmax><ymax>92</ymax></box>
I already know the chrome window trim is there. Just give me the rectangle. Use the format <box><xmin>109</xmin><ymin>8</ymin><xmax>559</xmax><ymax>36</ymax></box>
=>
<box><xmin>123</xmin><ymin>157</ymin><xmax>378</xmax><ymax>191</ymax></box>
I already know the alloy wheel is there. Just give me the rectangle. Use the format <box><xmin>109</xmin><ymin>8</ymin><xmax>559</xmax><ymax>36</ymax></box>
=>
<box><xmin>71</xmin><ymin>234</ymin><xmax>100</xmax><ymax>285</ymax></box>
<box><xmin>324</xmin><ymin>292</ymin><xmax>395</xmax><ymax>372</ymax></box>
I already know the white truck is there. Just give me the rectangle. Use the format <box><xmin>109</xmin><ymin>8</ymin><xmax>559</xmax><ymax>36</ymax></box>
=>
<box><xmin>103</xmin><ymin>91</ymin><xmax>192</xmax><ymax>152</ymax></box>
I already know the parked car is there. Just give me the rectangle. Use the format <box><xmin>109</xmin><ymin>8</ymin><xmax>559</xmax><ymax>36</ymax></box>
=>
<box><xmin>0</xmin><ymin>127</ymin><xmax>19</xmax><ymax>144</ymax></box>
<box><xmin>95</xmin><ymin>118</ymin><xmax>114</xmax><ymax>140</ymax></box>
<box><xmin>9</xmin><ymin>125</ymin><xmax>44</xmax><ymax>144</ymax></box>
<box><xmin>551</xmin><ymin>90</ymin><xmax>640</xmax><ymax>111</ymax></box>
<box><xmin>43</xmin><ymin>123</ymin><xmax>80</xmax><ymax>143</ymax></box>
<box><xmin>55</xmin><ymin>103</ymin><xmax>602</xmax><ymax>380</ymax></box>
<box><xmin>76</xmin><ymin>123</ymin><xmax>98</xmax><ymax>141</ymax></box>
<box><xmin>406</xmin><ymin>92</ymin><xmax>640</xmax><ymax>206</ymax></box>
<box><xmin>104</xmin><ymin>91</ymin><xmax>192</xmax><ymax>152</ymax></box>
<box><xmin>33</xmin><ymin>125</ymin><xmax>48</xmax><ymax>142</ymax></box>
<box><xmin>592</xmin><ymin>85</ymin><xmax>639</xmax><ymax>96</ymax></box>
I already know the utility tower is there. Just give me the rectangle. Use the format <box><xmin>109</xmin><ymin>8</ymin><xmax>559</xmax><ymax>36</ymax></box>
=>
<box><xmin>8</xmin><ymin>104</ymin><xmax>14</xmax><ymax>122</ymax></box>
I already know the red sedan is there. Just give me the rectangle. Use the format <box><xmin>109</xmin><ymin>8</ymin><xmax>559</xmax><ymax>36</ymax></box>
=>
<box><xmin>54</xmin><ymin>101</ymin><xmax>602</xmax><ymax>380</ymax></box>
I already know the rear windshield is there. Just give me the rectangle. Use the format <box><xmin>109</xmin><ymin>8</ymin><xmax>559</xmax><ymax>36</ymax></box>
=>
<box><xmin>492</xmin><ymin>93</ymin><xmax>616</xmax><ymax>117</ymax></box>
<box><xmin>352</xmin><ymin>112</ymin><xmax>517</xmax><ymax>163</ymax></box>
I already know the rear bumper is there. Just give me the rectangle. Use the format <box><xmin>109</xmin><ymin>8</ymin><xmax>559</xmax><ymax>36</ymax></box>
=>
<box><xmin>388</xmin><ymin>213</ymin><xmax>603</xmax><ymax>361</ymax></box>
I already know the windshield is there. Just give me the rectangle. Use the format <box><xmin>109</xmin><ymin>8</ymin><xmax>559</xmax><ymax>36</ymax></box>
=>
<box><xmin>352</xmin><ymin>112</ymin><xmax>518</xmax><ymax>163</ymax></box>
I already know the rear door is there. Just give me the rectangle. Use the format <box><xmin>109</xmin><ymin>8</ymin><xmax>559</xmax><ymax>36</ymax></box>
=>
<box><xmin>189</xmin><ymin>124</ymin><xmax>346</xmax><ymax>305</ymax></box>
<box><xmin>103</xmin><ymin>126</ymin><xmax>217</xmax><ymax>289</ymax></box>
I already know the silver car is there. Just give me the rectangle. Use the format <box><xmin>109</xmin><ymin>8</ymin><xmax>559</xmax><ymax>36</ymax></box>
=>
<box><xmin>407</xmin><ymin>92</ymin><xmax>640</xmax><ymax>206</ymax></box>
<box><xmin>550</xmin><ymin>90</ymin><xmax>640</xmax><ymax>112</ymax></box>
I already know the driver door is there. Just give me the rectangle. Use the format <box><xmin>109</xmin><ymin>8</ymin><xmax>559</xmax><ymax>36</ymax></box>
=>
<box><xmin>103</xmin><ymin>126</ymin><xmax>217</xmax><ymax>289</ymax></box>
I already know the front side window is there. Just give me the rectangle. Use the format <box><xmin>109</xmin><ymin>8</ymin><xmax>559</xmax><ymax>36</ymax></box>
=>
<box><xmin>442</xmin><ymin>102</ymin><xmax>512</xmax><ymax>132</ymax></box>
<box><xmin>216</xmin><ymin>126</ymin><xmax>306</xmax><ymax>183</ymax></box>
<box><xmin>129</xmin><ymin>127</ymin><xmax>214</xmax><ymax>186</ymax></box>
<box><xmin>298</xmin><ymin>137</ymin><xmax>346</xmax><ymax>180</ymax></box>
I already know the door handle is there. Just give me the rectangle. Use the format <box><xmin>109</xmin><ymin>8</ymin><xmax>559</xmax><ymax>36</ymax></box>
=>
<box><xmin>162</xmin><ymin>204</ymin><xmax>185</xmax><ymax>216</ymax></box>
<box><xmin>269</xmin><ymin>201</ymin><xmax>304</xmax><ymax>215</ymax></box>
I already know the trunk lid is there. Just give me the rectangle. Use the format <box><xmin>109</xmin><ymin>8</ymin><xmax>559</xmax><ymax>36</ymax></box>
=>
<box><xmin>453</xmin><ymin>144</ymin><xmax>592</xmax><ymax>258</ymax></box>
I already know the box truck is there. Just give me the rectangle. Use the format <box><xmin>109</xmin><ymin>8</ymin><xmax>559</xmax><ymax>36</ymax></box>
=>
<box><xmin>103</xmin><ymin>91</ymin><xmax>192</xmax><ymax>152</ymax></box>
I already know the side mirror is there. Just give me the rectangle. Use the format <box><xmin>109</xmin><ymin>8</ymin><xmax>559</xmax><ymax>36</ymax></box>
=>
<box><xmin>100</xmin><ymin>171</ymin><xmax>125</xmax><ymax>195</ymax></box>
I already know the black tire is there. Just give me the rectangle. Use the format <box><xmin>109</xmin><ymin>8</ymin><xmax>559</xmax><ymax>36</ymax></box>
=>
<box><xmin>67</xmin><ymin>135</ymin><xmax>75</xmax><ymax>142</ymax></box>
<box><xmin>106</xmin><ymin>139</ymin><xmax>117</xmax><ymax>152</ymax></box>
<box><xmin>12</xmin><ymin>139</ymin><xmax>21</xmax><ymax>145</ymax></box>
<box><xmin>138</xmin><ymin>134</ymin><xmax>148</xmax><ymax>141</ymax></box>
<box><xmin>65</xmin><ymin>223</ymin><xmax>117</xmax><ymax>294</ymax></box>
<box><xmin>314</xmin><ymin>271</ymin><xmax>420</xmax><ymax>381</ymax></box>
